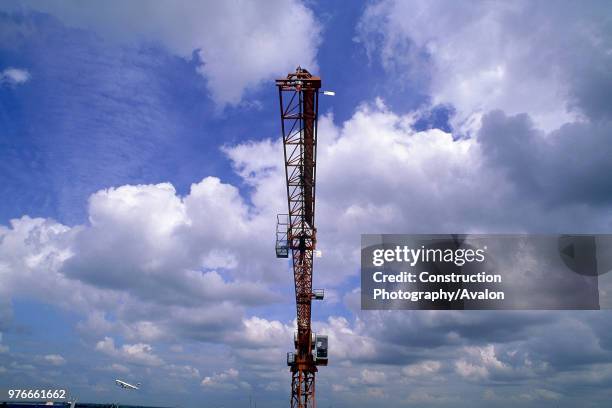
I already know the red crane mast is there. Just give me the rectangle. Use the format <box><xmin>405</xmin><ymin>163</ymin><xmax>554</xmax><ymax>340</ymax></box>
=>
<box><xmin>275</xmin><ymin>67</ymin><xmax>327</xmax><ymax>408</ymax></box>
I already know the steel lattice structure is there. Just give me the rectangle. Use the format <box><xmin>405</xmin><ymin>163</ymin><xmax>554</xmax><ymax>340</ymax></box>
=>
<box><xmin>276</xmin><ymin>67</ymin><xmax>323</xmax><ymax>408</ymax></box>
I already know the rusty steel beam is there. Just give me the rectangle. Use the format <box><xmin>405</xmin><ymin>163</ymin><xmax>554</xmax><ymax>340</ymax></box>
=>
<box><xmin>277</xmin><ymin>67</ymin><xmax>321</xmax><ymax>408</ymax></box>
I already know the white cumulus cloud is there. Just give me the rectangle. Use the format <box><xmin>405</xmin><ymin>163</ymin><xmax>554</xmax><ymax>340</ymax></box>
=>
<box><xmin>201</xmin><ymin>368</ymin><xmax>248</xmax><ymax>390</ymax></box>
<box><xmin>2</xmin><ymin>0</ymin><xmax>320</xmax><ymax>105</ymax></box>
<box><xmin>0</xmin><ymin>67</ymin><xmax>30</xmax><ymax>85</ymax></box>
<box><xmin>358</xmin><ymin>0</ymin><xmax>612</xmax><ymax>133</ymax></box>
<box><xmin>95</xmin><ymin>336</ymin><xmax>163</xmax><ymax>366</ymax></box>
<box><xmin>43</xmin><ymin>354</ymin><xmax>66</xmax><ymax>366</ymax></box>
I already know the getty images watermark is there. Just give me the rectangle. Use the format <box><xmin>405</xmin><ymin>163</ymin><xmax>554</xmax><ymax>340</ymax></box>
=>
<box><xmin>361</xmin><ymin>234</ymin><xmax>612</xmax><ymax>310</ymax></box>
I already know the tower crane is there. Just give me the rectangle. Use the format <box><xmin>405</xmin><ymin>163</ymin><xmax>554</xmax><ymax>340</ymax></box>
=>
<box><xmin>275</xmin><ymin>67</ymin><xmax>329</xmax><ymax>408</ymax></box>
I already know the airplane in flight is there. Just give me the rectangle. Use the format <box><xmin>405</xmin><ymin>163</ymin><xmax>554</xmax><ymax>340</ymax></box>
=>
<box><xmin>115</xmin><ymin>379</ymin><xmax>140</xmax><ymax>390</ymax></box>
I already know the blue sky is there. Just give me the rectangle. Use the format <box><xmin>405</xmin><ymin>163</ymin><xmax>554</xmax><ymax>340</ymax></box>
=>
<box><xmin>0</xmin><ymin>1</ymin><xmax>436</xmax><ymax>226</ymax></box>
<box><xmin>1</xmin><ymin>1</ymin><xmax>612</xmax><ymax>407</ymax></box>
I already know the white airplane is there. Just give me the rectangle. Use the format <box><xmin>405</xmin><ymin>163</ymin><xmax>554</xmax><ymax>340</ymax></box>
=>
<box><xmin>115</xmin><ymin>379</ymin><xmax>140</xmax><ymax>390</ymax></box>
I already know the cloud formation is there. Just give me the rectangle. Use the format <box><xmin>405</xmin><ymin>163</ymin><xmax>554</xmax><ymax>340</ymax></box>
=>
<box><xmin>358</xmin><ymin>0</ymin><xmax>612</xmax><ymax>134</ymax></box>
<box><xmin>43</xmin><ymin>354</ymin><xmax>66</xmax><ymax>366</ymax></box>
<box><xmin>3</xmin><ymin>91</ymin><xmax>612</xmax><ymax>403</ymax></box>
<box><xmin>96</xmin><ymin>336</ymin><xmax>163</xmax><ymax>367</ymax></box>
<box><xmin>2</xmin><ymin>0</ymin><xmax>320</xmax><ymax>105</ymax></box>
<box><xmin>0</xmin><ymin>67</ymin><xmax>30</xmax><ymax>85</ymax></box>
<box><xmin>2</xmin><ymin>1</ymin><xmax>612</xmax><ymax>405</ymax></box>
<box><xmin>201</xmin><ymin>368</ymin><xmax>245</xmax><ymax>390</ymax></box>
